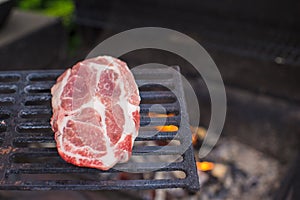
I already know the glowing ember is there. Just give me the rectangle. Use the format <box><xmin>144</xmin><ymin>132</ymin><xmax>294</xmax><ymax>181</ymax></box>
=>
<box><xmin>150</xmin><ymin>112</ymin><xmax>178</xmax><ymax>132</ymax></box>
<box><xmin>190</xmin><ymin>126</ymin><xmax>207</xmax><ymax>140</ymax></box>
<box><xmin>155</xmin><ymin>125</ymin><xmax>179</xmax><ymax>132</ymax></box>
<box><xmin>148</xmin><ymin>112</ymin><xmax>175</xmax><ymax>118</ymax></box>
<box><xmin>196</xmin><ymin>161</ymin><xmax>215</xmax><ymax>171</ymax></box>
<box><xmin>192</xmin><ymin>134</ymin><xmax>198</xmax><ymax>146</ymax></box>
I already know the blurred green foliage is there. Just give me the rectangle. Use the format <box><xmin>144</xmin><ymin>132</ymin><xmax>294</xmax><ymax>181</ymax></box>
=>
<box><xmin>17</xmin><ymin>0</ymin><xmax>74</xmax><ymax>27</ymax></box>
<box><xmin>17</xmin><ymin>0</ymin><xmax>80</xmax><ymax>55</ymax></box>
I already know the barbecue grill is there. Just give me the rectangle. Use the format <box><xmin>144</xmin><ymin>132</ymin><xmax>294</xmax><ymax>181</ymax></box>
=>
<box><xmin>0</xmin><ymin>66</ymin><xmax>200</xmax><ymax>191</ymax></box>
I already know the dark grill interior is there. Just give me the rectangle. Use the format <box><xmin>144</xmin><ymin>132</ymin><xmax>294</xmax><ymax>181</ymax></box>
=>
<box><xmin>75</xmin><ymin>0</ymin><xmax>300</xmax><ymax>66</ymax></box>
<box><xmin>0</xmin><ymin>66</ymin><xmax>199</xmax><ymax>191</ymax></box>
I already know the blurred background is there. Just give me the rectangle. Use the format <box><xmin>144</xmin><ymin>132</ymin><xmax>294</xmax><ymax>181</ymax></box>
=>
<box><xmin>0</xmin><ymin>0</ymin><xmax>299</xmax><ymax>199</ymax></box>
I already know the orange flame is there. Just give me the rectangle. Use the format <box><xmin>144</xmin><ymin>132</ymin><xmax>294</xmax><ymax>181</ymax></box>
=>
<box><xmin>196</xmin><ymin>161</ymin><xmax>215</xmax><ymax>171</ymax></box>
<box><xmin>192</xmin><ymin>134</ymin><xmax>198</xmax><ymax>146</ymax></box>
<box><xmin>148</xmin><ymin>112</ymin><xmax>175</xmax><ymax>118</ymax></box>
<box><xmin>190</xmin><ymin>126</ymin><xmax>206</xmax><ymax>140</ymax></box>
<box><xmin>149</xmin><ymin>112</ymin><xmax>178</xmax><ymax>132</ymax></box>
<box><xmin>155</xmin><ymin>125</ymin><xmax>178</xmax><ymax>132</ymax></box>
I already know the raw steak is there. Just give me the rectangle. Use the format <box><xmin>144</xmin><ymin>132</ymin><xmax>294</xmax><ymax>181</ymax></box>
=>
<box><xmin>51</xmin><ymin>56</ymin><xmax>140</xmax><ymax>170</ymax></box>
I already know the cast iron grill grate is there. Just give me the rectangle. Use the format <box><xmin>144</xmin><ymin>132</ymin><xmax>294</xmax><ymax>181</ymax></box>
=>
<box><xmin>0</xmin><ymin>66</ymin><xmax>199</xmax><ymax>191</ymax></box>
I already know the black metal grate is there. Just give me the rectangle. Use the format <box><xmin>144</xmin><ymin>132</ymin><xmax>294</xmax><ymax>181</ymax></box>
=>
<box><xmin>0</xmin><ymin>66</ymin><xmax>199</xmax><ymax>191</ymax></box>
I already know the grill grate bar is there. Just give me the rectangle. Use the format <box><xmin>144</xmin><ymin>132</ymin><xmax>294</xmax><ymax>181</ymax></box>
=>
<box><xmin>18</xmin><ymin>104</ymin><xmax>180</xmax><ymax>116</ymax></box>
<box><xmin>0</xmin><ymin>85</ymin><xmax>17</xmax><ymax>94</ymax></box>
<box><xmin>2</xmin><ymin>179</ymin><xmax>189</xmax><ymax>191</ymax></box>
<box><xmin>14</xmin><ymin>116</ymin><xmax>180</xmax><ymax>131</ymax></box>
<box><xmin>24</xmin><ymin>85</ymin><xmax>52</xmax><ymax>94</ymax></box>
<box><xmin>0</xmin><ymin>97</ymin><xmax>15</xmax><ymax>105</ymax></box>
<box><xmin>19</xmin><ymin>109</ymin><xmax>52</xmax><ymax>118</ymax></box>
<box><xmin>9</xmin><ymin>161</ymin><xmax>185</xmax><ymax>174</ymax></box>
<box><xmin>11</xmin><ymin>145</ymin><xmax>185</xmax><ymax>156</ymax></box>
<box><xmin>140</xmin><ymin>91</ymin><xmax>177</xmax><ymax>103</ymax></box>
<box><xmin>0</xmin><ymin>74</ymin><xmax>20</xmax><ymax>82</ymax></box>
<box><xmin>140</xmin><ymin>103</ymin><xmax>179</xmax><ymax>113</ymax></box>
<box><xmin>136</xmin><ymin>80</ymin><xmax>175</xmax><ymax>89</ymax></box>
<box><xmin>13</xmin><ymin>131</ymin><xmax>178</xmax><ymax>144</ymax></box>
<box><xmin>0</xmin><ymin>67</ymin><xmax>199</xmax><ymax>191</ymax></box>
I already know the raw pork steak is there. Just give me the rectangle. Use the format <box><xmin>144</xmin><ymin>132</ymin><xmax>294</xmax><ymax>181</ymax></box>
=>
<box><xmin>51</xmin><ymin>56</ymin><xmax>140</xmax><ymax>170</ymax></box>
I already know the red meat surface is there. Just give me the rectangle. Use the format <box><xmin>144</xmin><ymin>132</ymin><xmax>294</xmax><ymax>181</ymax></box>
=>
<box><xmin>51</xmin><ymin>56</ymin><xmax>140</xmax><ymax>170</ymax></box>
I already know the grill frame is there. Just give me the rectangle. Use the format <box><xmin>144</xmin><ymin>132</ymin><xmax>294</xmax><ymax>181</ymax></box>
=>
<box><xmin>0</xmin><ymin>66</ymin><xmax>200</xmax><ymax>191</ymax></box>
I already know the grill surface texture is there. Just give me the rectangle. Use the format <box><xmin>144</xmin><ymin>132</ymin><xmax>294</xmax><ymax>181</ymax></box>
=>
<box><xmin>0</xmin><ymin>66</ymin><xmax>199</xmax><ymax>191</ymax></box>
